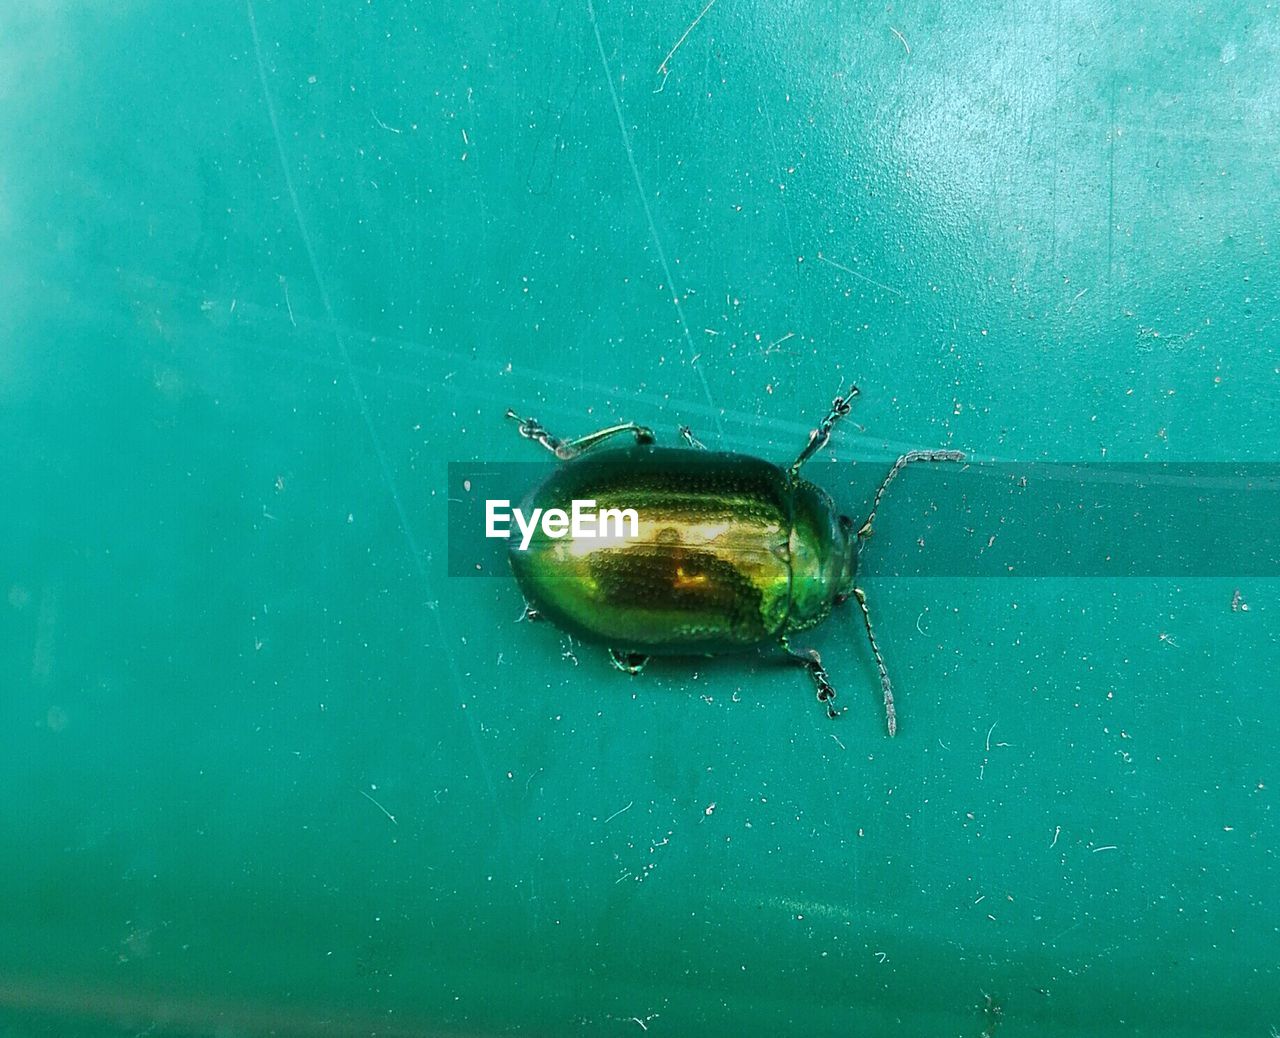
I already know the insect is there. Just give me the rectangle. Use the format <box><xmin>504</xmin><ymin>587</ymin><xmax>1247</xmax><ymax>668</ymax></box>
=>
<box><xmin>504</xmin><ymin>384</ymin><xmax>963</xmax><ymax>735</ymax></box>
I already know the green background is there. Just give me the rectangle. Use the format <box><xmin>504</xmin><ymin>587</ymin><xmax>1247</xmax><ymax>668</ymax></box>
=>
<box><xmin>2</xmin><ymin>1</ymin><xmax>1277</xmax><ymax>1035</ymax></box>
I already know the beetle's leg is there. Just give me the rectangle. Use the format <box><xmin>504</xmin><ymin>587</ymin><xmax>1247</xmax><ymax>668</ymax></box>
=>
<box><xmin>851</xmin><ymin>588</ymin><xmax>896</xmax><ymax>737</ymax></box>
<box><xmin>505</xmin><ymin>409</ymin><xmax>573</xmax><ymax>458</ymax></box>
<box><xmin>562</xmin><ymin>421</ymin><xmax>656</xmax><ymax>455</ymax></box>
<box><xmin>678</xmin><ymin>425</ymin><xmax>707</xmax><ymax>450</ymax></box>
<box><xmin>608</xmin><ymin>649</ymin><xmax>650</xmax><ymax>675</ymax></box>
<box><xmin>506</xmin><ymin>409</ymin><xmax>656</xmax><ymax>460</ymax></box>
<box><xmin>788</xmin><ymin>381</ymin><xmax>860</xmax><ymax>478</ymax></box>
<box><xmin>779</xmin><ymin>636</ymin><xmax>842</xmax><ymax>719</ymax></box>
<box><xmin>857</xmin><ymin>449</ymin><xmax>966</xmax><ymax>543</ymax></box>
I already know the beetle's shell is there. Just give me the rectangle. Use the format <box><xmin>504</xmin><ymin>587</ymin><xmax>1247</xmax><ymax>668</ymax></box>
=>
<box><xmin>509</xmin><ymin>446</ymin><xmax>849</xmax><ymax>654</ymax></box>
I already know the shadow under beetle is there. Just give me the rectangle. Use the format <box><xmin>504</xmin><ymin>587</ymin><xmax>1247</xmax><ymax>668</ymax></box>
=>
<box><xmin>505</xmin><ymin>384</ymin><xmax>963</xmax><ymax>735</ymax></box>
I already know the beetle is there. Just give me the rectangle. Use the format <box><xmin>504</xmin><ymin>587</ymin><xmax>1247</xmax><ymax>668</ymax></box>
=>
<box><xmin>504</xmin><ymin>384</ymin><xmax>963</xmax><ymax>735</ymax></box>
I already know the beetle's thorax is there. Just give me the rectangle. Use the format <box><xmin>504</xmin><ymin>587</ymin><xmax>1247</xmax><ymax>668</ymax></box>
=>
<box><xmin>785</xmin><ymin>478</ymin><xmax>857</xmax><ymax>632</ymax></box>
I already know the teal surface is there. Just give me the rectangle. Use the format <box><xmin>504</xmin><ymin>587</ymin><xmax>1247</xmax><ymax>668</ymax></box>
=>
<box><xmin>2</xmin><ymin>1</ymin><xmax>1277</xmax><ymax>1035</ymax></box>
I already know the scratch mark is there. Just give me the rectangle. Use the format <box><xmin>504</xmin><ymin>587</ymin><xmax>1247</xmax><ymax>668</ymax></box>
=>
<box><xmin>247</xmin><ymin>0</ymin><xmax>513</xmax><ymax>880</ymax></box>
<box><xmin>1092</xmin><ymin>845</ymin><xmax>1117</xmax><ymax>853</ymax></box>
<box><xmin>655</xmin><ymin>0</ymin><xmax>720</xmax><ymax>92</ymax></box>
<box><xmin>816</xmin><ymin>251</ymin><xmax>906</xmax><ymax>298</ymax></box>
<box><xmin>30</xmin><ymin>585</ymin><xmax>58</xmax><ymax>685</ymax></box>
<box><xmin>756</xmin><ymin>90</ymin><xmax>804</xmax><ymax>298</ymax></box>
<box><xmin>889</xmin><ymin>26</ymin><xmax>910</xmax><ymax>56</ymax></box>
<box><xmin>1050</xmin><ymin>919</ymin><xmax>1082</xmax><ymax>942</ymax></box>
<box><xmin>278</xmin><ymin>275</ymin><xmax>296</xmax><ymax>327</ymax></box>
<box><xmin>588</xmin><ymin>0</ymin><xmax>724</xmax><ymax>439</ymax></box>
<box><xmin>371</xmin><ymin>110</ymin><xmax>402</xmax><ymax>134</ymax></box>
<box><xmin>359</xmin><ymin>788</ymin><xmax>398</xmax><ymax>825</ymax></box>
<box><xmin>1106</xmin><ymin>78</ymin><xmax>1116</xmax><ymax>304</ymax></box>
<box><xmin>762</xmin><ymin>331</ymin><xmax>794</xmax><ymax>355</ymax></box>
<box><xmin>604</xmin><ymin>801</ymin><xmax>634</xmax><ymax>824</ymax></box>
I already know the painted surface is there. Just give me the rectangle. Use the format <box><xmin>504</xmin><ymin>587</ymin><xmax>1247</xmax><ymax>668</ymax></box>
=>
<box><xmin>2</xmin><ymin>1</ymin><xmax>1276</xmax><ymax>1034</ymax></box>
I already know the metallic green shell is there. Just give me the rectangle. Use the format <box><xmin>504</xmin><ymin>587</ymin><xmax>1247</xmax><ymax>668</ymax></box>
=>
<box><xmin>508</xmin><ymin>446</ymin><xmax>855</xmax><ymax>654</ymax></box>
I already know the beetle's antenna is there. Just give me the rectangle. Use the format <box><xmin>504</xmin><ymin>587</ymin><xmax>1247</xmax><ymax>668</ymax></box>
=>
<box><xmin>857</xmin><ymin>449</ymin><xmax>966</xmax><ymax>547</ymax></box>
<box><xmin>852</xmin><ymin>588</ymin><xmax>896</xmax><ymax>737</ymax></box>
<box><xmin>849</xmin><ymin>448</ymin><xmax>965</xmax><ymax>736</ymax></box>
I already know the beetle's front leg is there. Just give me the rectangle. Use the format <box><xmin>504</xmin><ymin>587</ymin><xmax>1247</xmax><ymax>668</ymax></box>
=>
<box><xmin>506</xmin><ymin>409</ymin><xmax>656</xmax><ymax>460</ymax></box>
<box><xmin>789</xmin><ymin>381</ymin><xmax>860</xmax><ymax>477</ymax></box>
<box><xmin>779</xmin><ymin>636</ymin><xmax>841</xmax><ymax>719</ymax></box>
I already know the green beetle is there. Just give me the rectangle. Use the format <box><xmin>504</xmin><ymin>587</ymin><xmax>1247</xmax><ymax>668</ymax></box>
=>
<box><xmin>505</xmin><ymin>385</ymin><xmax>963</xmax><ymax>735</ymax></box>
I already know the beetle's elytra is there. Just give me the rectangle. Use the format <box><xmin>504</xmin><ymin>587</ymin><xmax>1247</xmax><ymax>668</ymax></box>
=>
<box><xmin>505</xmin><ymin>385</ymin><xmax>964</xmax><ymax>735</ymax></box>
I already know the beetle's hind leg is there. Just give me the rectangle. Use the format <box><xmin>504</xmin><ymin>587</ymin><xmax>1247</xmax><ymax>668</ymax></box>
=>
<box><xmin>779</xmin><ymin>636</ymin><xmax>841</xmax><ymax>719</ymax></box>
<box><xmin>608</xmin><ymin>649</ymin><xmax>650</xmax><ymax>675</ymax></box>
<box><xmin>506</xmin><ymin>410</ymin><xmax>655</xmax><ymax>461</ymax></box>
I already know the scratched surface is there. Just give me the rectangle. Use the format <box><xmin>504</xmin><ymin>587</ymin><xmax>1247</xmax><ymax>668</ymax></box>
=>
<box><xmin>1</xmin><ymin>1</ymin><xmax>1278</xmax><ymax>1035</ymax></box>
